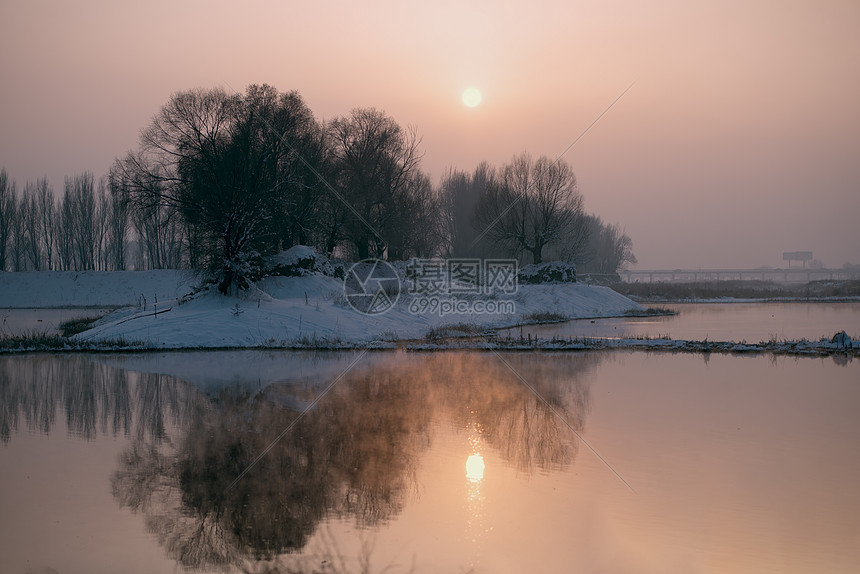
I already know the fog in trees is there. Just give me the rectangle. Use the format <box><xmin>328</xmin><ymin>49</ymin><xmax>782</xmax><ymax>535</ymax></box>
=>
<box><xmin>438</xmin><ymin>162</ymin><xmax>499</xmax><ymax>258</ymax></box>
<box><xmin>576</xmin><ymin>215</ymin><xmax>637</xmax><ymax>274</ymax></box>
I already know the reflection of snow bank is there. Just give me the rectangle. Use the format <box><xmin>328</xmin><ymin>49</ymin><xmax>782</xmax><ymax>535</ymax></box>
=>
<box><xmin>94</xmin><ymin>350</ymin><xmax>366</xmax><ymax>397</ymax></box>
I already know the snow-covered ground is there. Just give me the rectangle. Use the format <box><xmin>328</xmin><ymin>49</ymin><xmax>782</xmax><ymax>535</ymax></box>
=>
<box><xmin>0</xmin><ymin>264</ymin><xmax>643</xmax><ymax>348</ymax></box>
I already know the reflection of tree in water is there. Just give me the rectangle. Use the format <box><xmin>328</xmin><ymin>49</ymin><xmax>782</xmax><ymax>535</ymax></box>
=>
<box><xmin>112</xmin><ymin>362</ymin><xmax>435</xmax><ymax>568</ymax></box>
<box><xmin>109</xmin><ymin>352</ymin><xmax>597</xmax><ymax>569</ymax></box>
<box><xmin>0</xmin><ymin>355</ymin><xmax>200</xmax><ymax>444</ymax></box>
<box><xmin>1</xmin><ymin>351</ymin><xmax>599</xmax><ymax>570</ymax></box>
<box><xmin>431</xmin><ymin>352</ymin><xmax>596</xmax><ymax>474</ymax></box>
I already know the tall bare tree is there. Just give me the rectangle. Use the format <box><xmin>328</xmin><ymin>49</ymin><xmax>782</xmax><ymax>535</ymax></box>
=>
<box><xmin>34</xmin><ymin>178</ymin><xmax>56</xmax><ymax>270</ymax></box>
<box><xmin>474</xmin><ymin>153</ymin><xmax>585</xmax><ymax>264</ymax></box>
<box><xmin>439</xmin><ymin>162</ymin><xmax>499</xmax><ymax>258</ymax></box>
<box><xmin>572</xmin><ymin>215</ymin><xmax>637</xmax><ymax>274</ymax></box>
<box><xmin>327</xmin><ymin>108</ymin><xmax>425</xmax><ymax>260</ymax></box>
<box><xmin>106</xmin><ymin>169</ymin><xmax>131</xmax><ymax>270</ymax></box>
<box><xmin>10</xmin><ymin>188</ymin><xmax>26</xmax><ymax>271</ymax></box>
<box><xmin>21</xmin><ymin>183</ymin><xmax>42</xmax><ymax>270</ymax></box>
<box><xmin>57</xmin><ymin>183</ymin><xmax>75</xmax><ymax>271</ymax></box>
<box><xmin>61</xmin><ymin>173</ymin><xmax>99</xmax><ymax>270</ymax></box>
<box><xmin>0</xmin><ymin>169</ymin><xmax>16</xmax><ymax>271</ymax></box>
<box><xmin>386</xmin><ymin>169</ymin><xmax>442</xmax><ymax>259</ymax></box>
<box><xmin>131</xmin><ymin>198</ymin><xmax>184</xmax><ymax>270</ymax></box>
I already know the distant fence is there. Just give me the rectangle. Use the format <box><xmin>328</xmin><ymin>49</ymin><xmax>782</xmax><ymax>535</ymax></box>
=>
<box><xmin>621</xmin><ymin>268</ymin><xmax>860</xmax><ymax>284</ymax></box>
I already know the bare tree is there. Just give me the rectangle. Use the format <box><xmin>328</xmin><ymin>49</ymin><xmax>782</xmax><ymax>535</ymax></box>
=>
<box><xmin>386</xmin><ymin>169</ymin><xmax>442</xmax><ymax>259</ymax></box>
<box><xmin>131</xmin><ymin>199</ymin><xmax>184</xmax><ymax>270</ymax></box>
<box><xmin>21</xmin><ymin>183</ymin><xmax>42</xmax><ymax>270</ymax></box>
<box><xmin>573</xmin><ymin>215</ymin><xmax>637</xmax><ymax>274</ymax></box>
<box><xmin>17</xmin><ymin>178</ymin><xmax>58</xmax><ymax>271</ymax></box>
<box><xmin>1</xmin><ymin>170</ymin><xmax>124</xmax><ymax>272</ymax></box>
<box><xmin>61</xmin><ymin>173</ymin><xmax>99</xmax><ymax>270</ymax></box>
<box><xmin>93</xmin><ymin>177</ymin><xmax>120</xmax><ymax>270</ymax></box>
<box><xmin>106</xmin><ymin>169</ymin><xmax>131</xmax><ymax>270</ymax></box>
<box><xmin>0</xmin><ymin>169</ymin><xmax>16</xmax><ymax>271</ymax></box>
<box><xmin>34</xmin><ymin>178</ymin><xmax>56</xmax><ymax>270</ymax></box>
<box><xmin>327</xmin><ymin>108</ymin><xmax>425</xmax><ymax>260</ymax></box>
<box><xmin>10</xmin><ymin>190</ymin><xmax>26</xmax><ymax>271</ymax></box>
<box><xmin>56</xmin><ymin>184</ymin><xmax>75</xmax><ymax>271</ymax></box>
<box><xmin>439</xmin><ymin>162</ymin><xmax>498</xmax><ymax>258</ymax></box>
<box><xmin>474</xmin><ymin>153</ymin><xmax>585</xmax><ymax>264</ymax></box>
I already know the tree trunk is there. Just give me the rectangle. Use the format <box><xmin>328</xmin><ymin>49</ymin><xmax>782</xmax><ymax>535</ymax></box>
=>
<box><xmin>356</xmin><ymin>237</ymin><xmax>370</xmax><ymax>260</ymax></box>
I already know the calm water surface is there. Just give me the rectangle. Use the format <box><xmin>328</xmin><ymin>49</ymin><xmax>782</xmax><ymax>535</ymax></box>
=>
<box><xmin>503</xmin><ymin>301</ymin><xmax>860</xmax><ymax>343</ymax></box>
<box><xmin>1</xmin><ymin>348</ymin><xmax>858</xmax><ymax>573</ymax></box>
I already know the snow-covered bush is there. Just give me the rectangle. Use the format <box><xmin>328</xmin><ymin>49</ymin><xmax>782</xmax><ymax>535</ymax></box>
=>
<box><xmin>263</xmin><ymin>246</ymin><xmax>345</xmax><ymax>278</ymax></box>
<box><xmin>831</xmin><ymin>330</ymin><xmax>854</xmax><ymax>350</ymax></box>
<box><xmin>518</xmin><ymin>261</ymin><xmax>577</xmax><ymax>284</ymax></box>
<box><xmin>214</xmin><ymin>249</ymin><xmax>261</xmax><ymax>294</ymax></box>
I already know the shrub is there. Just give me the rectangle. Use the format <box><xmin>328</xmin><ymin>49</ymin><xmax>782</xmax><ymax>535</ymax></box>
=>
<box><xmin>518</xmin><ymin>261</ymin><xmax>577</xmax><ymax>284</ymax></box>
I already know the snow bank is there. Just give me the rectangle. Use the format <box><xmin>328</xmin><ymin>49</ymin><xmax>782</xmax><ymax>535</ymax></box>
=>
<box><xmin>63</xmin><ymin>268</ymin><xmax>643</xmax><ymax>349</ymax></box>
<box><xmin>0</xmin><ymin>251</ymin><xmax>644</xmax><ymax>348</ymax></box>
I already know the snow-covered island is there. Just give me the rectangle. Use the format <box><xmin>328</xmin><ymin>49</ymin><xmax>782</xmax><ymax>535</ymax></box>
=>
<box><xmin>0</xmin><ymin>247</ymin><xmax>643</xmax><ymax>349</ymax></box>
<box><xmin>2</xmin><ymin>247</ymin><xmax>857</xmax><ymax>357</ymax></box>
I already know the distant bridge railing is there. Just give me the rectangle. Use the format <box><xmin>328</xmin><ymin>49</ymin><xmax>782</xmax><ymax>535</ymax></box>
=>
<box><xmin>620</xmin><ymin>268</ymin><xmax>860</xmax><ymax>283</ymax></box>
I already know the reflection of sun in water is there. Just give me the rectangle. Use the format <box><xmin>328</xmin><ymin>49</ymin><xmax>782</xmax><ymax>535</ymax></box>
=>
<box><xmin>464</xmin><ymin>418</ymin><xmax>488</xmax><ymax>568</ymax></box>
<box><xmin>466</xmin><ymin>453</ymin><xmax>485</xmax><ymax>482</ymax></box>
<box><xmin>462</xmin><ymin>87</ymin><xmax>482</xmax><ymax>108</ymax></box>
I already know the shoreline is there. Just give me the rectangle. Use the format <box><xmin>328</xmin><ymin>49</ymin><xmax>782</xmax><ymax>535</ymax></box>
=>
<box><xmin>627</xmin><ymin>296</ymin><xmax>860</xmax><ymax>304</ymax></box>
<box><xmin>1</xmin><ymin>331</ymin><xmax>855</xmax><ymax>359</ymax></box>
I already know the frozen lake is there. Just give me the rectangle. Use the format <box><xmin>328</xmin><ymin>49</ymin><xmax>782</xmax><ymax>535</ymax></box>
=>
<box><xmin>1</xmin><ymin>337</ymin><xmax>858</xmax><ymax>572</ymax></box>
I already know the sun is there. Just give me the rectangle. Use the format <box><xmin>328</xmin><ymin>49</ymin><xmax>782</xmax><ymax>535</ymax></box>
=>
<box><xmin>466</xmin><ymin>453</ymin><xmax>485</xmax><ymax>482</ymax></box>
<box><xmin>462</xmin><ymin>87</ymin><xmax>482</xmax><ymax>108</ymax></box>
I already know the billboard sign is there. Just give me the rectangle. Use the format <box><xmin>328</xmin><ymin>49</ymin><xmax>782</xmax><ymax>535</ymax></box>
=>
<box><xmin>782</xmin><ymin>251</ymin><xmax>813</xmax><ymax>268</ymax></box>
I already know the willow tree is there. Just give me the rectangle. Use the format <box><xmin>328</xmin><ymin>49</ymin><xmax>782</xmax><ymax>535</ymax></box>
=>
<box><xmin>112</xmin><ymin>85</ymin><xmax>325</xmax><ymax>292</ymax></box>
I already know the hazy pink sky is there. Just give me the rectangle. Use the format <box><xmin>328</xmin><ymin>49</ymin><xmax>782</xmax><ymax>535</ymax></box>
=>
<box><xmin>1</xmin><ymin>0</ymin><xmax>858</xmax><ymax>269</ymax></box>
